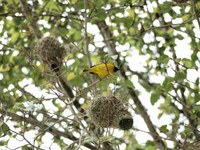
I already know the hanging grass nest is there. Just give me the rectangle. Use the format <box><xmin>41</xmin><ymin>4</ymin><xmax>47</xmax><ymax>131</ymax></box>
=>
<box><xmin>87</xmin><ymin>96</ymin><xmax>133</xmax><ymax>130</ymax></box>
<box><xmin>34</xmin><ymin>36</ymin><xmax>67</xmax><ymax>72</ymax></box>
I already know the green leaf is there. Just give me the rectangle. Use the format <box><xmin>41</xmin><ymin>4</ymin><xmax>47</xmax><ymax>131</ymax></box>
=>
<box><xmin>68</xmin><ymin>28</ymin><xmax>83</xmax><ymax>41</ymax></box>
<box><xmin>159</xmin><ymin>125</ymin><xmax>169</xmax><ymax>133</ymax></box>
<box><xmin>159</xmin><ymin>2</ymin><xmax>172</xmax><ymax>13</ymax></box>
<box><xmin>91</xmin><ymin>10</ymin><xmax>107</xmax><ymax>24</ymax></box>
<box><xmin>124</xmin><ymin>79</ymin><xmax>134</xmax><ymax>88</ymax></box>
<box><xmin>146</xmin><ymin>140</ymin><xmax>156</xmax><ymax>149</ymax></box>
<box><xmin>194</xmin><ymin>92</ymin><xmax>200</xmax><ymax>102</ymax></box>
<box><xmin>123</xmin><ymin>17</ymin><xmax>133</xmax><ymax>28</ymax></box>
<box><xmin>162</xmin><ymin>77</ymin><xmax>173</xmax><ymax>92</ymax></box>
<box><xmin>99</xmin><ymin>135</ymin><xmax>114</xmax><ymax>142</ymax></box>
<box><xmin>182</xmin><ymin>14</ymin><xmax>190</xmax><ymax>22</ymax></box>
<box><xmin>69</xmin><ymin>75</ymin><xmax>84</xmax><ymax>87</ymax></box>
<box><xmin>191</xmin><ymin>51</ymin><xmax>198</xmax><ymax>66</ymax></box>
<box><xmin>13</xmin><ymin>103</ymin><xmax>25</xmax><ymax>110</ymax></box>
<box><xmin>74</xmin><ymin>30</ymin><xmax>83</xmax><ymax>41</ymax></box>
<box><xmin>176</xmin><ymin>34</ymin><xmax>184</xmax><ymax>40</ymax></box>
<box><xmin>0</xmin><ymin>123</ymin><xmax>10</xmax><ymax>137</ymax></box>
<box><xmin>157</xmin><ymin>54</ymin><xmax>169</xmax><ymax>64</ymax></box>
<box><xmin>69</xmin><ymin>0</ymin><xmax>77</xmax><ymax>5</ymax></box>
<box><xmin>45</xmin><ymin>0</ymin><xmax>60</xmax><ymax>11</ymax></box>
<box><xmin>91</xmin><ymin>0</ymin><xmax>105</xmax><ymax>8</ymax></box>
<box><xmin>193</xmin><ymin>105</ymin><xmax>200</xmax><ymax>112</ymax></box>
<box><xmin>150</xmin><ymin>91</ymin><xmax>160</xmax><ymax>105</ymax></box>
<box><xmin>196</xmin><ymin>1</ymin><xmax>200</xmax><ymax>13</ymax></box>
<box><xmin>11</xmin><ymin>32</ymin><xmax>19</xmax><ymax>43</ymax></box>
<box><xmin>119</xmin><ymin>0</ymin><xmax>132</xmax><ymax>4</ymax></box>
<box><xmin>182</xmin><ymin>58</ymin><xmax>192</xmax><ymax>68</ymax></box>
<box><xmin>195</xmin><ymin>77</ymin><xmax>199</xmax><ymax>87</ymax></box>
<box><xmin>0</xmin><ymin>140</ymin><xmax>8</xmax><ymax>146</ymax></box>
<box><xmin>127</xmin><ymin>9</ymin><xmax>135</xmax><ymax>17</ymax></box>
<box><xmin>76</xmin><ymin>0</ymin><xmax>84</xmax><ymax>9</ymax></box>
<box><xmin>157</xmin><ymin>112</ymin><xmax>163</xmax><ymax>119</ymax></box>
<box><xmin>174</xmin><ymin>71</ymin><xmax>186</xmax><ymax>81</ymax></box>
<box><xmin>22</xmin><ymin>145</ymin><xmax>34</xmax><ymax>150</ymax></box>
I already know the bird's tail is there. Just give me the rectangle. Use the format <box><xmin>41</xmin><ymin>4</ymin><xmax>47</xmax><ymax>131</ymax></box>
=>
<box><xmin>83</xmin><ymin>69</ymin><xmax>88</xmax><ymax>72</ymax></box>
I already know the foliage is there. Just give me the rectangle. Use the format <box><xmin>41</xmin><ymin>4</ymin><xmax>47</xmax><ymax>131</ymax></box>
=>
<box><xmin>0</xmin><ymin>0</ymin><xmax>200</xmax><ymax>149</ymax></box>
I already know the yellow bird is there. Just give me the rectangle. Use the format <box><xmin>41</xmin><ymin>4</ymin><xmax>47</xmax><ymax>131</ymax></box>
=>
<box><xmin>83</xmin><ymin>63</ymin><xmax>119</xmax><ymax>78</ymax></box>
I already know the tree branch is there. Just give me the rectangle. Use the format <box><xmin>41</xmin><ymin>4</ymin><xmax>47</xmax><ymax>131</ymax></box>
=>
<box><xmin>0</xmin><ymin>109</ymin><xmax>96</xmax><ymax>150</ymax></box>
<box><xmin>84</xmin><ymin>0</ymin><xmax>92</xmax><ymax>67</ymax></box>
<box><xmin>96</xmin><ymin>20</ymin><xmax>166</xmax><ymax>150</ymax></box>
<box><xmin>180</xmin><ymin>87</ymin><xmax>200</xmax><ymax>140</ymax></box>
<box><xmin>192</xmin><ymin>0</ymin><xmax>200</xmax><ymax>31</ymax></box>
<box><xmin>172</xmin><ymin>52</ymin><xmax>200</xmax><ymax>140</ymax></box>
<box><xmin>19</xmin><ymin>0</ymin><xmax>42</xmax><ymax>39</ymax></box>
<box><xmin>19</xmin><ymin>0</ymin><xmax>85</xmax><ymax>113</ymax></box>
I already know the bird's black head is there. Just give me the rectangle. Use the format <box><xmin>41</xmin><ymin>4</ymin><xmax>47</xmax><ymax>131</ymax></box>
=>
<box><xmin>114</xmin><ymin>66</ymin><xmax>119</xmax><ymax>72</ymax></box>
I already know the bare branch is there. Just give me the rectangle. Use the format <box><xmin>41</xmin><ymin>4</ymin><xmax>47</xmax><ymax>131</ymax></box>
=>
<box><xmin>96</xmin><ymin>20</ymin><xmax>166</xmax><ymax>150</ymax></box>
<box><xmin>19</xmin><ymin>0</ymin><xmax>42</xmax><ymax>39</ymax></box>
<box><xmin>0</xmin><ymin>109</ymin><xmax>97</xmax><ymax>150</ymax></box>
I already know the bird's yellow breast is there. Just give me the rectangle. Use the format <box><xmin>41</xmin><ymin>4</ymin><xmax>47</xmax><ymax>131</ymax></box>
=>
<box><xmin>88</xmin><ymin>63</ymin><xmax>118</xmax><ymax>78</ymax></box>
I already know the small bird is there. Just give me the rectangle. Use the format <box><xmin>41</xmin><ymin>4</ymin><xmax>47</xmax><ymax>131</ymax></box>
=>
<box><xmin>83</xmin><ymin>63</ymin><xmax>119</xmax><ymax>78</ymax></box>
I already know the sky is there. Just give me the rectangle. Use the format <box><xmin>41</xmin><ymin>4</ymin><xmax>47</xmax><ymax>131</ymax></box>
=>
<box><xmin>0</xmin><ymin>1</ymin><xmax>200</xmax><ymax>150</ymax></box>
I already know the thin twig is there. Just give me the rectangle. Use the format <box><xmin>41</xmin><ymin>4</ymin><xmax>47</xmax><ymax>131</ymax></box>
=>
<box><xmin>84</xmin><ymin>0</ymin><xmax>92</xmax><ymax>67</ymax></box>
<box><xmin>192</xmin><ymin>0</ymin><xmax>200</xmax><ymax>31</ymax></box>
<box><xmin>9</xmin><ymin>127</ymin><xmax>45</xmax><ymax>150</ymax></box>
<box><xmin>0</xmin><ymin>109</ymin><xmax>96</xmax><ymax>150</ymax></box>
<box><xmin>54</xmin><ymin>81</ymin><xmax>91</xmax><ymax>136</ymax></box>
<box><xmin>19</xmin><ymin>0</ymin><xmax>42</xmax><ymax>39</ymax></box>
<box><xmin>84</xmin><ymin>0</ymin><xmax>98</xmax><ymax>95</ymax></box>
<box><xmin>76</xmin><ymin>130</ymin><xmax>85</xmax><ymax>150</ymax></box>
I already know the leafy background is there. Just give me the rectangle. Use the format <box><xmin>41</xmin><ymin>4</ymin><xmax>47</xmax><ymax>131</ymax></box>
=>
<box><xmin>0</xmin><ymin>0</ymin><xmax>200</xmax><ymax>149</ymax></box>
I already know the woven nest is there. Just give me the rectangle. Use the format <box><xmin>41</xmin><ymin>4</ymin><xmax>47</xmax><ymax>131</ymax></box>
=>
<box><xmin>34</xmin><ymin>36</ymin><xmax>66</xmax><ymax>72</ymax></box>
<box><xmin>87</xmin><ymin>96</ymin><xmax>133</xmax><ymax>130</ymax></box>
